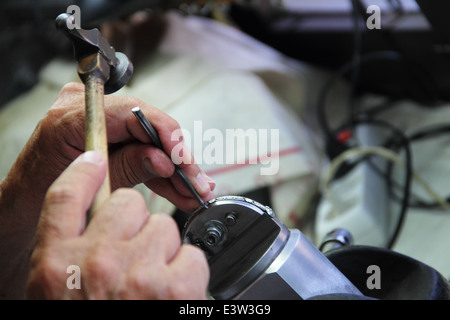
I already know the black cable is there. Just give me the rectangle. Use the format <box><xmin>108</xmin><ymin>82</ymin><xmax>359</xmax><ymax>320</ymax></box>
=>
<box><xmin>348</xmin><ymin>0</ymin><xmax>363</xmax><ymax>132</ymax></box>
<box><xmin>385</xmin><ymin>124</ymin><xmax>450</xmax><ymax>209</ymax></box>
<box><xmin>315</xmin><ymin>51</ymin><xmax>413</xmax><ymax>249</ymax></box>
<box><xmin>409</xmin><ymin>124</ymin><xmax>450</xmax><ymax>142</ymax></box>
<box><xmin>356</xmin><ymin>97</ymin><xmax>400</xmax><ymax>117</ymax></box>
<box><xmin>345</xmin><ymin>122</ymin><xmax>450</xmax><ymax>213</ymax></box>
<box><xmin>318</xmin><ymin>50</ymin><xmax>404</xmax><ymax>137</ymax></box>
<box><xmin>314</xmin><ymin>2</ymin><xmax>439</xmax><ymax>250</ymax></box>
<box><xmin>317</xmin><ymin>50</ymin><xmax>404</xmax><ymax>161</ymax></box>
<box><xmin>321</xmin><ymin>113</ymin><xmax>413</xmax><ymax>249</ymax></box>
<box><xmin>408</xmin><ymin>125</ymin><xmax>450</xmax><ymax>208</ymax></box>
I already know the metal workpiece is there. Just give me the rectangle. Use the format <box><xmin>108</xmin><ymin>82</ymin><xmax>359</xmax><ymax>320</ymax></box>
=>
<box><xmin>182</xmin><ymin>196</ymin><xmax>363</xmax><ymax>300</ymax></box>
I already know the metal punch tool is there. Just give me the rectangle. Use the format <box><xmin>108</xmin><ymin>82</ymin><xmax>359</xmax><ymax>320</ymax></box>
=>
<box><xmin>132</xmin><ymin>107</ymin><xmax>207</xmax><ymax>210</ymax></box>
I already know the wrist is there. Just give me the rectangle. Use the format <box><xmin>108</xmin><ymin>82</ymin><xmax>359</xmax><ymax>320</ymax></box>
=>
<box><xmin>0</xmin><ymin>125</ymin><xmax>57</xmax><ymax>299</ymax></box>
<box><xmin>0</xmin><ymin>176</ymin><xmax>37</xmax><ymax>299</ymax></box>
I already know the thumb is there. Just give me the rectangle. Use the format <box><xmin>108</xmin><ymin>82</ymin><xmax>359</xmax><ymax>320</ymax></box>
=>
<box><xmin>36</xmin><ymin>151</ymin><xmax>107</xmax><ymax>244</ymax></box>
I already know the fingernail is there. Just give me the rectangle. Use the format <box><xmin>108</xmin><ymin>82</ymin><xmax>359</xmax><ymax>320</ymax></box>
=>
<box><xmin>143</xmin><ymin>157</ymin><xmax>158</xmax><ymax>176</ymax></box>
<box><xmin>204</xmin><ymin>173</ymin><xmax>216</xmax><ymax>191</ymax></box>
<box><xmin>208</xmin><ymin>176</ymin><xmax>216</xmax><ymax>191</ymax></box>
<box><xmin>196</xmin><ymin>171</ymin><xmax>215</xmax><ymax>194</ymax></box>
<box><xmin>75</xmin><ymin>151</ymin><xmax>104</xmax><ymax>165</ymax></box>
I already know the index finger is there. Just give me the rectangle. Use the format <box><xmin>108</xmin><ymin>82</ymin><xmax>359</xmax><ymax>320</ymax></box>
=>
<box><xmin>104</xmin><ymin>96</ymin><xmax>183</xmax><ymax>154</ymax></box>
<box><xmin>103</xmin><ymin>96</ymin><xmax>215</xmax><ymax>198</ymax></box>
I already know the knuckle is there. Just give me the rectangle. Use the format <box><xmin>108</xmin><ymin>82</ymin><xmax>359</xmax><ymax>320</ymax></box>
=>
<box><xmin>61</xmin><ymin>82</ymin><xmax>84</xmax><ymax>94</ymax></box>
<box><xmin>112</xmin><ymin>187</ymin><xmax>142</xmax><ymax>200</ymax></box>
<box><xmin>41</xmin><ymin>92</ymin><xmax>84</xmax><ymax>133</ymax></box>
<box><xmin>166</xmin><ymin>281</ymin><xmax>192</xmax><ymax>300</ymax></box>
<box><xmin>83</xmin><ymin>245</ymin><xmax>117</xmax><ymax>284</ymax></box>
<box><xmin>123</xmin><ymin>269</ymin><xmax>153</xmax><ymax>298</ymax></box>
<box><xmin>122</xmin><ymin>96</ymin><xmax>143</xmax><ymax>109</ymax></box>
<box><xmin>99</xmin><ymin>188</ymin><xmax>150</xmax><ymax>229</ymax></box>
<box><xmin>146</xmin><ymin>214</ymin><xmax>181</xmax><ymax>260</ymax></box>
<box><xmin>43</xmin><ymin>105</ymin><xmax>64</xmax><ymax>119</ymax></box>
<box><xmin>152</xmin><ymin>214</ymin><xmax>179</xmax><ymax>237</ymax></box>
<box><xmin>150</xmin><ymin>246</ymin><xmax>209</xmax><ymax>300</ymax></box>
<box><xmin>119</xmin><ymin>265</ymin><xmax>170</xmax><ymax>300</ymax></box>
<box><xmin>44</xmin><ymin>184</ymin><xmax>76</xmax><ymax>207</ymax></box>
<box><xmin>186</xmin><ymin>245</ymin><xmax>209</xmax><ymax>272</ymax></box>
<box><xmin>167</xmin><ymin>117</ymin><xmax>181</xmax><ymax>131</ymax></box>
<box><xmin>163</xmin><ymin>118</ymin><xmax>182</xmax><ymax>140</ymax></box>
<box><xmin>58</xmin><ymin>108</ymin><xmax>84</xmax><ymax>129</ymax></box>
<box><xmin>184</xmin><ymin>245</ymin><xmax>210</xmax><ymax>285</ymax></box>
<box><xmin>111</xmin><ymin>188</ymin><xmax>148</xmax><ymax>214</ymax></box>
<box><xmin>111</xmin><ymin>150</ymin><xmax>141</xmax><ymax>187</ymax></box>
<box><xmin>131</xmin><ymin>269</ymin><xmax>180</xmax><ymax>300</ymax></box>
<box><xmin>40</xmin><ymin>107</ymin><xmax>68</xmax><ymax>131</ymax></box>
<box><xmin>26</xmin><ymin>250</ymin><xmax>64</xmax><ymax>299</ymax></box>
<box><xmin>52</xmin><ymin>83</ymin><xmax>84</xmax><ymax>111</ymax></box>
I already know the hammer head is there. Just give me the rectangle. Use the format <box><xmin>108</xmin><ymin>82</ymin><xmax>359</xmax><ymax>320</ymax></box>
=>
<box><xmin>56</xmin><ymin>13</ymin><xmax>133</xmax><ymax>94</ymax></box>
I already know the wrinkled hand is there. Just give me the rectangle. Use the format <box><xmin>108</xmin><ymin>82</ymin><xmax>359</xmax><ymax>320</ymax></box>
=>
<box><xmin>0</xmin><ymin>82</ymin><xmax>214</xmax><ymax>299</ymax></box>
<box><xmin>26</xmin><ymin>151</ymin><xmax>209</xmax><ymax>299</ymax></box>
<box><xmin>39</xmin><ymin>82</ymin><xmax>215</xmax><ymax>211</ymax></box>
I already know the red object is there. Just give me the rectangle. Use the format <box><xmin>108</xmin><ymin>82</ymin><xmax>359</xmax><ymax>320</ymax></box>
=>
<box><xmin>337</xmin><ymin>130</ymin><xmax>352</xmax><ymax>143</ymax></box>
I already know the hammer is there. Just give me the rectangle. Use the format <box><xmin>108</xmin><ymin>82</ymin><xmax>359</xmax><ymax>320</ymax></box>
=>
<box><xmin>56</xmin><ymin>13</ymin><xmax>134</xmax><ymax>223</ymax></box>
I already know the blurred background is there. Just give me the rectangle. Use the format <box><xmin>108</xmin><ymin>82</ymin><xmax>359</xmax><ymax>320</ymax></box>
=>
<box><xmin>2</xmin><ymin>0</ymin><xmax>450</xmax><ymax>108</ymax></box>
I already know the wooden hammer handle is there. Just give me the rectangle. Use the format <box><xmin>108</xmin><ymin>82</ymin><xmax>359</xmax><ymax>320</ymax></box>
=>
<box><xmin>78</xmin><ymin>53</ymin><xmax>111</xmax><ymax>223</ymax></box>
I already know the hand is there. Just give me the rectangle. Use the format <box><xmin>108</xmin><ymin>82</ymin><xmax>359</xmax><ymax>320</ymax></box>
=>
<box><xmin>2</xmin><ymin>82</ymin><xmax>215</xmax><ymax>223</ymax></box>
<box><xmin>26</xmin><ymin>151</ymin><xmax>209</xmax><ymax>299</ymax></box>
<box><xmin>0</xmin><ymin>82</ymin><xmax>214</xmax><ymax>299</ymax></box>
<box><xmin>34</xmin><ymin>82</ymin><xmax>215</xmax><ymax>211</ymax></box>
